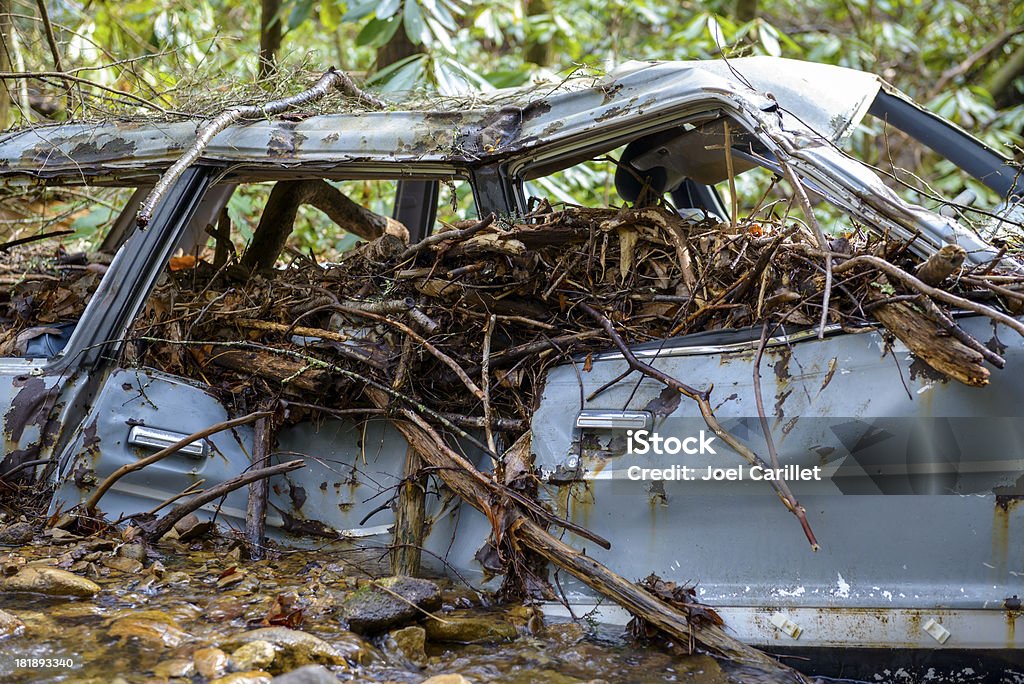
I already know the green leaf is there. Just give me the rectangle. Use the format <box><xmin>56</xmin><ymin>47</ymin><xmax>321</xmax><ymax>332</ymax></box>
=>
<box><xmin>758</xmin><ymin>21</ymin><xmax>781</xmax><ymax>57</ymax></box>
<box><xmin>320</xmin><ymin>0</ymin><xmax>341</xmax><ymax>30</ymax></box>
<box><xmin>404</xmin><ymin>0</ymin><xmax>427</xmax><ymax>45</ymax></box>
<box><xmin>287</xmin><ymin>0</ymin><xmax>315</xmax><ymax>31</ymax></box>
<box><xmin>367</xmin><ymin>53</ymin><xmax>428</xmax><ymax>93</ymax></box>
<box><xmin>356</xmin><ymin>16</ymin><xmax>401</xmax><ymax>47</ymax></box>
<box><xmin>425</xmin><ymin>15</ymin><xmax>455</xmax><ymax>53</ymax></box>
<box><xmin>376</xmin><ymin>0</ymin><xmax>402</xmax><ymax>21</ymax></box>
<box><xmin>706</xmin><ymin>15</ymin><xmax>726</xmax><ymax>51</ymax></box>
<box><xmin>485</xmin><ymin>69</ymin><xmax>530</xmax><ymax>89</ymax></box>
<box><xmin>343</xmin><ymin>0</ymin><xmax>379</xmax><ymax>22</ymax></box>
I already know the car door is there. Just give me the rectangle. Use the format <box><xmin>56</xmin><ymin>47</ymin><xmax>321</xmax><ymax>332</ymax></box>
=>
<box><xmin>1</xmin><ymin>169</ymin><xmax>214</xmax><ymax>487</ymax></box>
<box><xmin>515</xmin><ymin>105</ymin><xmax>1024</xmax><ymax>648</ymax></box>
<box><xmin>46</xmin><ymin>172</ymin><xmax>493</xmax><ymax>576</ymax></box>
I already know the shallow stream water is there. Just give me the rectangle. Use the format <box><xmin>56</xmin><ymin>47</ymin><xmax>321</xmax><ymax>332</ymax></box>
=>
<box><xmin>0</xmin><ymin>532</ymin><xmax>812</xmax><ymax>684</ymax></box>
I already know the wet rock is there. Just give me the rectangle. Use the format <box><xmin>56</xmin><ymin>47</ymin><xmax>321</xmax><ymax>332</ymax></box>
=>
<box><xmin>544</xmin><ymin>621</ymin><xmax>587</xmax><ymax>647</ymax></box>
<box><xmin>340</xmin><ymin>576</ymin><xmax>441</xmax><ymax>634</ymax></box>
<box><xmin>385</xmin><ymin>625</ymin><xmax>426</xmax><ymax>666</ymax></box>
<box><xmin>421</xmin><ymin>675</ymin><xmax>470</xmax><ymax>684</ymax></box>
<box><xmin>270</xmin><ymin>665</ymin><xmax>339</xmax><ymax>683</ymax></box>
<box><xmin>159</xmin><ymin>570</ymin><xmax>192</xmax><ymax>585</ymax></box>
<box><xmin>172</xmin><ymin>513</ymin><xmax>214</xmax><ymax>542</ymax></box>
<box><xmin>117</xmin><ymin>543</ymin><xmax>148</xmax><ymax>563</ymax></box>
<box><xmin>0</xmin><ymin>565</ymin><xmax>100</xmax><ymax>597</ymax></box>
<box><xmin>0</xmin><ymin>521</ymin><xmax>35</xmax><ymax>545</ymax></box>
<box><xmin>109</xmin><ymin>613</ymin><xmax>188</xmax><ymax>648</ymax></box>
<box><xmin>440</xmin><ymin>585</ymin><xmax>481</xmax><ymax>610</ymax></box>
<box><xmin>45</xmin><ymin>602</ymin><xmax>100</xmax><ymax>620</ymax></box>
<box><xmin>102</xmin><ymin>555</ymin><xmax>144</xmax><ymax>573</ymax></box>
<box><xmin>14</xmin><ymin>611</ymin><xmax>58</xmax><ymax>638</ymax></box>
<box><xmin>205</xmin><ymin>597</ymin><xmax>247</xmax><ymax>622</ymax></box>
<box><xmin>0</xmin><ymin>608</ymin><xmax>25</xmax><ymax>638</ymax></box>
<box><xmin>193</xmin><ymin>647</ymin><xmax>230</xmax><ymax>678</ymax></box>
<box><xmin>507</xmin><ymin>604</ymin><xmax>544</xmax><ymax>634</ymax></box>
<box><xmin>210</xmin><ymin>672</ymin><xmax>273</xmax><ymax>684</ymax></box>
<box><xmin>424</xmin><ymin>612</ymin><xmax>518</xmax><ymax>644</ymax></box>
<box><xmin>230</xmin><ymin>640</ymin><xmax>277</xmax><ymax>671</ymax></box>
<box><xmin>221</xmin><ymin>627</ymin><xmax>349</xmax><ymax>674</ymax></box>
<box><xmin>673</xmin><ymin>655</ymin><xmax>729</xmax><ymax>683</ymax></box>
<box><xmin>153</xmin><ymin>658</ymin><xmax>196</xmax><ymax>678</ymax></box>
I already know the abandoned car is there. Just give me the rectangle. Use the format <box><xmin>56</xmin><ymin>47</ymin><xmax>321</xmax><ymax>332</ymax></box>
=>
<box><xmin>1</xmin><ymin>56</ymin><xmax>1022</xmax><ymax>674</ymax></box>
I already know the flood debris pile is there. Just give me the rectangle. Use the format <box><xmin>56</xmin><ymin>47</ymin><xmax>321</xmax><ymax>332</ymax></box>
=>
<box><xmin>131</xmin><ymin>202</ymin><xmax>1022</xmax><ymax>426</ymax></box>
<box><xmin>0</xmin><ymin>244</ymin><xmax>108</xmax><ymax>357</ymax></box>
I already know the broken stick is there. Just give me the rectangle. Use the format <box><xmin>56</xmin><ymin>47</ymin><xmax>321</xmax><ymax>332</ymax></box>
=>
<box><xmin>146</xmin><ymin>459</ymin><xmax>305</xmax><ymax>542</ymax></box>
<box><xmin>81</xmin><ymin>411</ymin><xmax>269</xmax><ymax>517</ymax></box>
<box><xmin>245</xmin><ymin>406</ymin><xmax>276</xmax><ymax>560</ymax></box>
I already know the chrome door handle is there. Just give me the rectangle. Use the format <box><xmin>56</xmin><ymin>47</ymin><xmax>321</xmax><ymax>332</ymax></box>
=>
<box><xmin>575</xmin><ymin>410</ymin><xmax>652</xmax><ymax>430</ymax></box>
<box><xmin>127</xmin><ymin>425</ymin><xmax>208</xmax><ymax>459</ymax></box>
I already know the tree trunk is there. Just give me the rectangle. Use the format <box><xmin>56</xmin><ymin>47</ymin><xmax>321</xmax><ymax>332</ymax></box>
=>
<box><xmin>524</xmin><ymin>0</ymin><xmax>553</xmax><ymax>66</ymax></box>
<box><xmin>0</xmin><ymin>1</ymin><xmax>12</xmax><ymax>129</ymax></box>
<box><xmin>377</xmin><ymin>21</ymin><xmax>421</xmax><ymax>71</ymax></box>
<box><xmin>390</xmin><ymin>446</ymin><xmax>425</xmax><ymax>575</ymax></box>
<box><xmin>259</xmin><ymin>0</ymin><xmax>283</xmax><ymax>78</ymax></box>
<box><xmin>735</xmin><ymin>0</ymin><xmax>758</xmax><ymax>22</ymax></box>
<box><xmin>986</xmin><ymin>42</ymin><xmax>1024</xmax><ymax>107</ymax></box>
<box><xmin>245</xmin><ymin>407</ymin><xmax>275</xmax><ymax>560</ymax></box>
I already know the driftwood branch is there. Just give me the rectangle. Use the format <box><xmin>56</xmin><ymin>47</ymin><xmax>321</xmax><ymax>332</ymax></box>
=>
<box><xmin>242</xmin><ymin>180</ymin><xmax>408</xmax><ymax>271</ymax></box>
<box><xmin>916</xmin><ymin>244</ymin><xmax>966</xmax><ymax>286</ymax></box>
<box><xmin>146</xmin><ymin>459</ymin><xmax>305</xmax><ymax>541</ymax></box>
<box><xmin>780</xmin><ymin>160</ymin><xmax>833</xmax><ymax>339</ymax></box>
<box><xmin>136</xmin><ymin>68</ymin><xmax>385</xmax><ymax>228</ymax></box>
<box><xmin>399</xmin><ymin>213</ymin><xmax>496</xmax><ymax>261</ymax></box>
<box><xmin>829</xmin><ymin>252</ymin><xmax>1024</xmax><ymax>337</ymax></box>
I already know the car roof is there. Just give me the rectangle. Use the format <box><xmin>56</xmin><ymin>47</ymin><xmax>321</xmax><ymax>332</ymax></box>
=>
<box><xmin>0</xmin><ymin>57</ymin><xmax>881</xmax><ymax>185</ymax></box>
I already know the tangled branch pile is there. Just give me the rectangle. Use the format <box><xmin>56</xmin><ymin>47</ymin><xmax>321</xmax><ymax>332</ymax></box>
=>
<box><xmin>130</xmin><ymin>202</ymin><xmax>1023</xmax><ymax>426</ymax></box>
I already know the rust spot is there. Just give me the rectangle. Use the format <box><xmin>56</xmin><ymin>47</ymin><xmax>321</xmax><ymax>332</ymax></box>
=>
<box><xmin>773</xmin><ymin>388</ymin><xmax>792</xmax><ymax>420</ymax></box>
<box><xmin>908</xmin><ymin>357</ymin><xmax>948</xmax><ymax>384</ymax></box>
<box><xmin>782</xmin><ymin>416</ymin><xmax>799</xmax><ymax>435</ymax></box>
<box><xmin>4</xmin><ymin>376</ymin><xmax>48</xmax><ymax>442</ymax></box>
<box><xmin>289</xmin><ymin>482</ymin><xmax>307</xmax><ymax>510</ymax></box>
<box><xmin>772</xmin><ymin>346</ymin><xmax>792</xmax><ymax>383</ymax></box>
<box><xmin>267</xmin><ymin>124</ymin><xmax>307</xmax><ymax>157</ymax></box>
<box><xmin>818</xmin><ymin>357</ymin><xmax>838</xmax><ymax>394</ymax></box>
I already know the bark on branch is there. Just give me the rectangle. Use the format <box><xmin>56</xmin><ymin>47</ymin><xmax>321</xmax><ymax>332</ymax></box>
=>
<box><xmin>145</xmin><ymin>459</ymin><xmax>304</xmax><ymax>541</ymax></box>
<box><xmin>136</xmin><ymin>69</ymin><xmax>385</xmax><ymax>228</ymax></box>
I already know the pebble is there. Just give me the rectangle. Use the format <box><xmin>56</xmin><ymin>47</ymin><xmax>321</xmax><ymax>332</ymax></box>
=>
<box><xmin>193</xmin><ymin>646</ymin><xmax>230</xmax><ymax>679</ymax></box>
<box><xmin>0</xmin><ymin>608</ymin><xmax>25</xmax><ymax>638</ymax></box>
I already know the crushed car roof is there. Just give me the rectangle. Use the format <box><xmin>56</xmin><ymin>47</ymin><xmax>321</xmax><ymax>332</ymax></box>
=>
<box><xmin>0</xmin><ymin>58</ymin><xmax>881</xmax><ymax>184</ymax></box>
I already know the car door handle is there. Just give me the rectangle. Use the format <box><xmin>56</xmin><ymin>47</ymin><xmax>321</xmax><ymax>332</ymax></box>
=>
<box><xmin>127</xmin><ymin>425</ymin><xmax>208</xmax><ymax>459</ymax></box>
<box><xmin>575</xmin><ymin>410</ymin><xmax>652</xmax><ymax>430</ymax></box>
